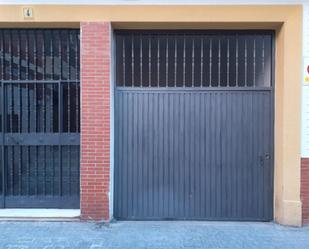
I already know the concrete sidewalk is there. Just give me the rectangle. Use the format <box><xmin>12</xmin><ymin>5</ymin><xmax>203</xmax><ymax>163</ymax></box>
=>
<box><xmin>0</xmin><ymin>221</ymin><xmax>308</xmax><ymax>249</ymax></box>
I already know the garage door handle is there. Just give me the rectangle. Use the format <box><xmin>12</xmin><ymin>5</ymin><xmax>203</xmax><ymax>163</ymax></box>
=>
<box><xmin>265</xmin><ymin>154</ymin><xmax>270</xmax><ymax>160</ymax></box>
<box><xmin>260</xmin><ymin>154</ymin><xmax>271</xmax><ymax>166</ymax></box>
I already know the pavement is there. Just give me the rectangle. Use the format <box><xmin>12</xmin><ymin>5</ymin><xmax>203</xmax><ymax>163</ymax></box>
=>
<box><xmin>0</xmin><ymin>221</ymin><xmax>308</xmax><ymax>249</ymax></box>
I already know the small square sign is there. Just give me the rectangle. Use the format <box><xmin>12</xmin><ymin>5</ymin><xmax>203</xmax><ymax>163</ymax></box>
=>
<box><xmin>23</xmin><ymin>7</ymin><xmax>33</xmax><ymax>19</ymax></box>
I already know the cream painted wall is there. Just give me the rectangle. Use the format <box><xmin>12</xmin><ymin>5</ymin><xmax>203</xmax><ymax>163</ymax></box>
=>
<box><xmin>302</xmin><ymin>4</ymin><xmax>309</xmax><ymax>158</ymax></box>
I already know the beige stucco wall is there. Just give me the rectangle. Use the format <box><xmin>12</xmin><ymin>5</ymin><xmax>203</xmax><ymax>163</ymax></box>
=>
<box><xmin>0</xmin><ymin>4</ymin><xmax>302</xmax><ymax>226</ymax></box>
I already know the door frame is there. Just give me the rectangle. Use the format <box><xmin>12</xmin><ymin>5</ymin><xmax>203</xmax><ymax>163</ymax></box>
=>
<box><xmin>108</xmin><ymin>6</ymin><xmax>302</xmax><ymax>225</ymax></box>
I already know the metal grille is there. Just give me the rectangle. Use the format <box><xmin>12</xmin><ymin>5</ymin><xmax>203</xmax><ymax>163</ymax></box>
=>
<box><xmin>0</xmin><ymin>29</ymin><xmax>80</xmax><ymax>208</ymax></box>
<box><xmin>115</xmin><ymin>30</ymin><xmax>273</xmax><ymax>88</ymax></box>
<box><xmin>0</xmin><ymin>29</ymin><xmax>79</xmax><ymax>81</ymax></box>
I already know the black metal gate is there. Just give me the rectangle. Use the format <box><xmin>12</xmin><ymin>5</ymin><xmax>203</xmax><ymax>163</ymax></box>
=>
<box><xmin>114</xmin><ymin>30</ymin><xmax>274</xmax><ymax>220</ymax></box>
<box><xmin>0</xmin><ymin>29</ymin><xmax>80</xmax><ymax>208</ymax></box>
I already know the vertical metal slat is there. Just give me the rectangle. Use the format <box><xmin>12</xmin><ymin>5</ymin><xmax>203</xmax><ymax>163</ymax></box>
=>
<box><xmin>18</xmin><ymin>30</ymin><xmax>21</xmax><ymax>81</ymax></box>
<box><xmin>192</xmin><ymin>38</ymin><xmax>195</xmax><ymax>87</ymax></box>
<box><xmin>140</xmin><ymin>35</ymin><xmax>142</xmax><ymax>87</ymax></box>
<box><xmin>157</xmin><ymin>37</ymin><xmax>160</xmax><ymax>87</ymax></box>
<box><xmin>148</xmin><ymin>35</ymin><xmax>151</xmax><ymax>87</ymax></box>
<box><xmin>183</xmin><ymin>35</ymin><xmax>186</xmax><ymax>87</ymax></box>
<box><xmin>122</xmin><ymin>37</ymin><xmax>126</xmax><ymax>87</ymax></box>
<box><xmin>218</xmin><ymin>38</ymin><xmax>221</xmax><ymax>86</ymax></box>
<box><xmin>174</xmin><ymin>37</ymin><xmax>177</xmax><ymax>87</ymax></box>
<box><xmin>131</xmin><ymin>35</ymin><xmax>134</xmax><ymax>87</ymax></box>
<box><xmin>245</xmin><ymin>37</ymin><xmax>248</xmax><ymax>87</ymax></box>
<box><xmin>253</xmin><ymin>37</ymin><xmax>256</xmax><ymax>87</ymax></box>
<box><xmin>166</xmin><ymin>35</ymin><xmax>169</xmax><ymax>87</ymax></box>
<box><xmin>1</xmin><ymin>82</ymin><xmax>5</xmax><ymax>206</ymax></box>
<box><xmin>236</xmin><ymin>35</ymin><xmax>239</xmax><ymax>87</ymax></box>
<box><xmin>58</xmin><ymin>81</ymin><xmax>63</xmax><ymax>196</ymax></box>
<box><xmin>200</xmin><ymin>37</ymin><xmax>204</xmax><ymax>87</ymax></box>
<box><xmin>227</xmin><ymin>38</ymin><xmax>230</xmax><ymax>87</ymax></box>
<box><xmin>209</xmin><ymin>37</ymin><xmax>212</xmax><ymax>87</ymax></box>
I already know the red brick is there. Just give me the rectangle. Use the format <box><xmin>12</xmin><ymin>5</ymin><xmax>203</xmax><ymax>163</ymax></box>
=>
<box><xmin>80</xmin><ymin>22</ymin><xmax>111</xmax><ymax>221</ymax></box>
<box><xmin>301</xmin><ymin>158</ymin><xmax>309</xmax><ymax>225</ymax></box>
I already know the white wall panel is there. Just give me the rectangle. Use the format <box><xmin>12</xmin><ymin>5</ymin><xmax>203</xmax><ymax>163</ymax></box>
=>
<box><xmin>302</xmin><ymin>4</ymin><xmax>309</xmax><ymax>157</ymax></box>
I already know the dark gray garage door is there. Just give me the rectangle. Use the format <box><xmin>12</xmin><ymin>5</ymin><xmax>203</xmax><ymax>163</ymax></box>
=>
<box><xmin>114</xmin><ymin>30</ymin><xmax>274</xmax><ymax>220</ymax></box>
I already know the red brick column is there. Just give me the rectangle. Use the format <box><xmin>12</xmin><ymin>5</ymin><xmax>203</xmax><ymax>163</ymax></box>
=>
<box><xmin>80</xmin><ymin>22</ymin><xmax>111</xmax><ymax>221</ymax></box>
<box><xmin>302</xmin><ymin>158</ymin><xmax>309</xmax><ymax>225</ymax></box>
